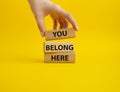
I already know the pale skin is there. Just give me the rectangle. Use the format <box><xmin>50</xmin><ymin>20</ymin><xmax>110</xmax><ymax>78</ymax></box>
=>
<box><xmin>28</xmin><ymin>0</ymin><xmax>78</xmax><ymax>36</ymax></box>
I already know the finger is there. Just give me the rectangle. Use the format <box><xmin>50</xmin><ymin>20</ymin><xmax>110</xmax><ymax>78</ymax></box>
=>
<box><xmin>61</xmin><ymin>18</ymin><xmax>69</xmax><ymax>28</ymax></box>
<box><xmin>65</xmin><ymin>13</ymin><xmax>78</xmax><ymax>30</ymax></box>
<box><xmin>59</xmin><ymin>18</ymin><xmax>66</xmax><ymax>28</ymax></box>
<box><xmin>59</xmin><ymin>18</ymin><xmax>68</xmax><ymax>29</ymax></box>
<box><xmin>55</xmin><ymin>7</ymin><xmax>78</xmax><ymax>30</ymax></box>
<box><xmin>58</xmin><ymin>18</ymin><xmax>63</xmax><ymax>29</ymax></box>
<box><xmin>53</xmin><ymin>19</ymin><xmax>58</xmax><ymax>30</ymax></box>
<box><xmin>35</xmin><ymin>15</ymin><xmax>46</xmax><ymax>36</ymax></box>
<box><xmin>64</xmin><ymin>19</ymin><xmax>69</xmax><ymax>28</ymax></box>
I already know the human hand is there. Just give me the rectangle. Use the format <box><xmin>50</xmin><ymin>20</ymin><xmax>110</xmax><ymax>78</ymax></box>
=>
<box><xmin>28</xmin><ymin>0</ymin><xmax>78</xmax><ymax>36</ymax></box>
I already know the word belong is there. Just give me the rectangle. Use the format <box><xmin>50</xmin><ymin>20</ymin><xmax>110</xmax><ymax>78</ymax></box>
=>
<box><xmin>45</xmin><ymin>44</ymin><xmax>74</xmax><ymax>51</ymax></box>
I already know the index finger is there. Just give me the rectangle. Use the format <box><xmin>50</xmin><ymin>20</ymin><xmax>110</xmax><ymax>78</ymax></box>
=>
<box><xmin>64</xmin><ymin>13</ymin><xmax>78</xmax><ymax>31</ymax></box>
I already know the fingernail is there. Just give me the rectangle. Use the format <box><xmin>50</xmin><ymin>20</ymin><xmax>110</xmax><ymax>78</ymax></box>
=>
<box><xmin>76</xmin><ymin>26</ymin><xmax>79</xmax><ymax>31</ymax></box>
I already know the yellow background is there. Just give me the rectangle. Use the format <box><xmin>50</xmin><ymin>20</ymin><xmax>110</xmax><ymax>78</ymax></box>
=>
<box><xmin>0</xmin><ymin>0</ymin><xmax>120</xmax><ymax>92</ymax></box>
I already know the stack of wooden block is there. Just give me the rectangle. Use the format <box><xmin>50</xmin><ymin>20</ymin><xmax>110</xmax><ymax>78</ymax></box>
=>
<box><xmin>44</xmin><ymin>28</ymin><xmax>76</xmax><ymax>63</ymax></box>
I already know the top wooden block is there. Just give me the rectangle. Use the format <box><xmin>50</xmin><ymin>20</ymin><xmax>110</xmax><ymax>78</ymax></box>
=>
<box><xmin>45</xmin><ymin>28</ymin><xmax>75</xmax><ymax>40</ymax></box>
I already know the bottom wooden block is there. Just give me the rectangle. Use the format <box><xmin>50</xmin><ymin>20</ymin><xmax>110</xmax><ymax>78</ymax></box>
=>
<box><xmin>44</xmin><ymin>52</ymin><xmax>75</xmax><ymax>63</ymax></box>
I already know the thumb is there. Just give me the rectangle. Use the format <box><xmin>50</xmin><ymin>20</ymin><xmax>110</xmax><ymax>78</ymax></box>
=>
<box><xmin>36</xmin><ymin>15</ymin><xmax>46</xmax><ymax>37</ymax></box>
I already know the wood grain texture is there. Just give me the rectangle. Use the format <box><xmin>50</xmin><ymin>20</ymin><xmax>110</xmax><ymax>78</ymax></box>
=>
<box><xmin>44</xmin><ymin>52</ymin><xmax>75</xmax><ymax>63</ymax></box>
<box><xmin>45</xmin><ymin>28</ymin><xmax>75</xmax><ymax>40</ymax></box>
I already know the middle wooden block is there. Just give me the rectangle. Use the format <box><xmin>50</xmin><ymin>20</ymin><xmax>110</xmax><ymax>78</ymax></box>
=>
<box><xmin>44</xmin><ymin>42</ymin><xmax>74</xmax><ymax>53</ymax></box>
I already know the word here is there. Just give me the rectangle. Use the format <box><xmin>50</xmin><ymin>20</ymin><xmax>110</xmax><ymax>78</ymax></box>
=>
<box><xmin>44</xmin><ymin>52</ymin><xmax>75</xmax><ymax>63</ymax></box>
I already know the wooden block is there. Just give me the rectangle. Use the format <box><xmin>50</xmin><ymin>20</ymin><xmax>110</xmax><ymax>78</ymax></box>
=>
<box><xmin>45</xmin><ymin>28</ymin><xmax>75</xmax><ymax>40</ymax></box>
<box><xmin>44</xmin><ymin>52</ymin><xmax>75</xmax><ymax>63</ymax></box>
<box><xmin>44</xmin><ymin>42</ymin><xmax>74</xmax><ymax>53</ymax></box>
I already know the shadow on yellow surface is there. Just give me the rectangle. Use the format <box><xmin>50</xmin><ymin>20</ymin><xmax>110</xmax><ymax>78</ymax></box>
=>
<box><xmin>0</xmin><ymin>56</ymin><xmax>43</xmax><ymax>63</ymax></box>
